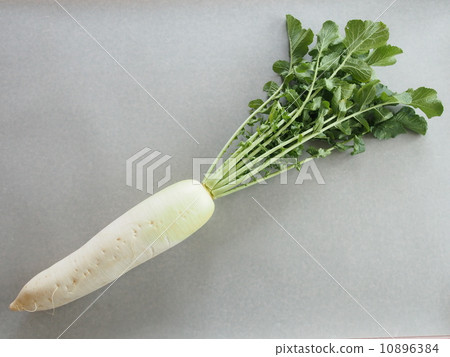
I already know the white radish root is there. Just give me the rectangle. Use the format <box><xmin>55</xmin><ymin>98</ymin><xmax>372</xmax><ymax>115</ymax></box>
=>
<box><xmin>10</xmin><ymin>179</ymin><xmax>214</xmax><ymax>312</ymax></box>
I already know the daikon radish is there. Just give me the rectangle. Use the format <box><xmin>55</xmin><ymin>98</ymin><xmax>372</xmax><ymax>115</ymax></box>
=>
<box><xmin>10</xmin><ymin>180</ymin><xmax>214</xmax><ymax>311</ymax></box>
<box><xmin>10</xmin><ymin>15</ymin><xmax>443</xmax><ymax>313</ymax></box>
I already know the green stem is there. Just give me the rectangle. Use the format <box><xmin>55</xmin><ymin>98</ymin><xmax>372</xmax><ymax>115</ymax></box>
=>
<box><xmin>265</xmin><ymin>57</ymin><xmax>322</xmax><ymax>143</ymax></box>
<box><xmin>206</xmin><ymin>57</ymin><xmax>324</xmax><ymax>189</ymax></box>
<box><xmin>213</xmin><ymin>114</ymin><xmax>337</xmax><ymax>190</ymax></box>
<box><xmin>212</xmin><ymin>154</ymin><xmax>324</xmax><ymax>199</ymax></box>
<box><xmin>211</xmin><ymin>102</ymin><xmax>394</xmax><ymax>197</ymax></box>
<box><xmin>204</xmin><ymin>83</ymin><xmax>284</xmax><ymax>179</ymax></box>
<box><xmin>208</xmin><ymin>81</ymin><xmax>321</xmax><ymax>189</ymax></box>
<box><xmin>328</xmin><ymin>52</ymin><xmax>351</xmax><ymax>80</ymax></box>
<box><xmin>221</xmin><ymin>87</ymin><xmax>323</xmax><ymax>179</ymax></box>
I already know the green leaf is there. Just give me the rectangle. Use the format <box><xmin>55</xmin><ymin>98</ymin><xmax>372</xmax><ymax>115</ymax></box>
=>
<box><xmin>372</xmin><ymin>107</ymin><xmax>428</xmax><ymax>139</ymax></box>
<box><xmin>319</xmin><ymin>52</ymin><xmax>340</xmax><ymax>71</ymax></box>
<box><xmin>323</xmin><ymin>78</ymin><xmax>339</xmax><ymax>91</ymax></box>
<box><xmin>306</xmin><ymin>146</ymin><xmax>318</xmax><ymax>156</ymax></box>
<box><xmin>336</xmin><ymin>120</ymin><xmax>352</xmax><ymax>135</ymax></box>
<box><xmin>268</xmin><ymin>103</ymin><xmax>280</xmax><ymax>123</ymax></box>
<box><xmin>366</xmin><ymin>45</ymin><xmax>403</xmax><ymax>66</ymax></box>
<box><xmin>313</xmin><ymin>114</ymin><xmax>324</xmax><ymax>133</ymax></box>
<box><xmin>335</xmin><ymin>142</ymin><xmax>352</xmax><ymax>151</ymax></box>
<box><xmin>376</xmin><ymin>84</ymin><xmax>442</xmax><ymax>121</ymax></box>
<box><xmin>354</xmin><ymin>80</ymin><xmax>379</xmax><ymax>109</ymax></box>
<box><xmin>286</xmin><ymin>14</ymin><xmax>314</xmax><ymax>65</ymax></box>
<box><xmin>329</xmin><ymin>42</ymin><xmax>346</xmax><ymax>55</ymax></box>
<box><xmin>317</xmin><ymin>20</ymin><xmax>340</xmax><ymax>51</ymax></box>
<box><xmin>273</xmin><ymin>60</ymin><xmax>290</xmax><ymax>75</ymax></box>
<box><xmin>339</xmin><ymin>99</ymin><xmax>351</xmax><ymax>114</ymax></box>
<box><xmin>375</xmin><ymin>83</ymin><xmax>393</xmax><ymax>97</ymax></box>
<box><xmin>284</xmin><ymin>89</ymin><xmax>302</xmax><ymax>107</ymax></box>
<box><xmin>372</xmin><ymin>106</ymin><xmax>394</xmax><ymax>124</ymax></box>
<box><xmin>343</xmin><ymin>20</ymin><xmax>389</xmax><ymax>55</ymax></box>
<box><xmin>340</xmin><ymin>82</ymin><xmax>356</xmax><ymax>99</ymax></box>
<box><xmin>294</xmin><ymin>62</ymin><xmax>311</xmax><ymax>72</ymax></box>
<box><xmin>294</xmin><ymin>62</ymin><xmax>313</xmax><ymax>80</ymax></box>
<box><xmin>318</xmin><ymin>148</ymin><xmax>332</xmax><ymax>157</ymax></box>
<box><xmin>351</xmin><ymin>135</ymin><xmax>366</xmax><ymax>155</ymax></box>
<box><xmin>373</xmin><ymin>119</ymin><xmax>406</xmax><ymax>139</ymax></box>
<box><xmin>331</xmin><ymin>86</ymin><xmax>342</xmax><ymax>113</ymax></box>
<box><xmin>381</xmin><ymin>91</ymin><xmax>413</xmax><ymax>105</ymax></box>
<box><xmin>284</xmin><ymin>72</ymin><xmax>296</xmax><ymax>83</ymax></box>
<box><xmin>318</xmin><ymin>78</ymin><xmax>347</xmax><ymax>92</ymax></box>
<box><xmin>307</xmin><ymin>146</ymin><xmax>332</xmax><ymax>158</ymax></box>
<box><xmin>341</xmin><ymin>57</ymin><xmax>373</xmax><ymax>82</ymax></box>
<box><xmin>248</xmin><ymin>99</ymin><xmax>264</xmax><ymax>109</ymax></box>
<box><xmin>308</xmin><ymin>97</ymin><xmax>322</xmax><ymax>111</ymax></box>
<box><xmin>321</xmin><ymin>100</ymin><xmax>330</xmax><ymax>110</ymax></box>
<box><xmin>206</xmin><ymin>16</ymin><xmax>445</xmax><ymax>199</ymax></box>
<box><xmin>407</xmin><ymin>87</ymin><xmax>444</xmax><ymax>118</ymax></box>
<box><xmin>263</xmin><ymin>81</ymin><xmax>280</xmax><ymax>95</ymax></box>
<box><xmin>394</xmin><ymin>107</ymin><xmax>428</xmax><ymax>135</ymax></box>
<box><xmin>354</xmin><ymin>114</ymin><xmax>370</xmax><ymax>132</ymax></box>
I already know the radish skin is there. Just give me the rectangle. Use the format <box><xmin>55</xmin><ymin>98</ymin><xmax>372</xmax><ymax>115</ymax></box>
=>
<box><xmin>10</xmin><ymin>179</ymin><xmax>214</xmax><ymax>312</ymax></box>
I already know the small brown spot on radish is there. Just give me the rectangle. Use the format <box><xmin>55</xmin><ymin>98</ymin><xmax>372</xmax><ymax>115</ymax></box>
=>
<box><xmin>72</xmin><ymin>278</ymin><xmax>78</xmax><ymax>284</ymax></box>
<box><xmin>116</xmin><ymin>237</ymin><xmax>121</xmax><ymax>241</ymax></box>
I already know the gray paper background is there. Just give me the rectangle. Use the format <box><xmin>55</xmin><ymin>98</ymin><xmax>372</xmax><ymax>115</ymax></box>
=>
<box><xmin>1</xmin><ymin>0</ymin><xmax>449</xmax><ymax>338</ymax></box>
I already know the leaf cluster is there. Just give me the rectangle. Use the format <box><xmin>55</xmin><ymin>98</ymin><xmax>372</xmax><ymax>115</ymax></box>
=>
<box><xmin>247</xmin><ymin>15</ymin><xmax>443</xmax><ymax>158</ymax></box>
<box><xmin>203</xmin><ymin>15</ymin><xmax>444</xmax><ymax>198</ymax></box>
